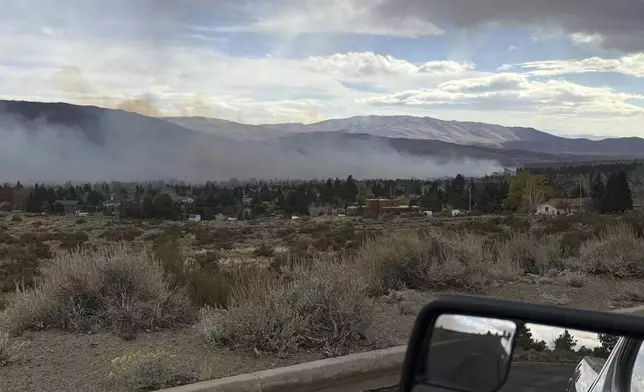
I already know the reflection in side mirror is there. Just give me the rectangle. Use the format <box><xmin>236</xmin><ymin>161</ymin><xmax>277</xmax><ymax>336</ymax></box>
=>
<box><xmin>424</xmin><ymin>314</ymin><xmax>516</xmax><ymax>392</ymax></box>
<box><xmin>400</xmin><ymin>296</ymin><xmax>644</xmax><ymax>392</ymax></box>
<box><xmin>413</xmin><ymin>314</ymin><xmax>623</xmax><ymax>392</ymax></box>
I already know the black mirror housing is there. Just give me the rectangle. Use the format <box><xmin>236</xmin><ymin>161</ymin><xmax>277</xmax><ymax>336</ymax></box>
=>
<box><xmin>399</xmin><ymin>294</ymin><xmax>644</xmax><ymax>392</ymax></box>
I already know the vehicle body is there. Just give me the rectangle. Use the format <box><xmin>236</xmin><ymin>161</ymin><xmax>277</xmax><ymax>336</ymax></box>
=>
<box><xmin>399</xmin><ymin>295</ymin><xmax>644</xmax><ymax>392</ymax></box>
<box><xmin>569</xmin><ymin>305</ymin><xmax>644</xmax><ymax>392</ymax></box>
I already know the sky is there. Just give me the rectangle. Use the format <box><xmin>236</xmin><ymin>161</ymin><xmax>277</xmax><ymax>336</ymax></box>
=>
<box><xmin>438</xmin><ymin>315</ymin><xmax>602</xmax><ymax>351</ymax></box>
<box><xmin>1</xmin><ymin>0</ymin><xmax>644</xmax><ymax>137</ymax></box>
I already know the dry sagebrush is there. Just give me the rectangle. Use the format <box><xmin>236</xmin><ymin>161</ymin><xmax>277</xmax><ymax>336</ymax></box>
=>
<box><xmin>109</xmin><ymin>349</ymin><xmax>192</xmax><ymax>391</ymax></box>
<box><xmin>0</xmin><ymin>331</ymin><xmax>27</xmax><ymax>366</ymax></box>
<box><xmin>495</xmin><ymin>232</ymin><xmax>563</xmax><ymax>276</ymax></box>
<box><xmin>566</xmin><ymin>223</ymin><xmax>644</xmax><ymax>278</ymax></box>
<box><xmin>353</xmin><ymin>229</ymin><xmax>494</xmax><ymax>295</ymax></box>
<box><xmin>198</xmin><ymin>257</ymin><xmax>372</xmax><ymax>357</ymax></box>
<box><xmin>1</xmin><ymin>244</ymin><xmax>193</xmax><ymax>339</ymax></box>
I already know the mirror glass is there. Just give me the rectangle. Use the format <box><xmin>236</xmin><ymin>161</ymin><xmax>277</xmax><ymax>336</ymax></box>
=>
<box><xmin>416</xmin><ymin>314</ymin><xmax>623</xmax><ymax>392</ymax></box>
<box><xmin>423</xmin><ymin>314</ymin><xmax>516</xmax><ymax>392</ymax></box>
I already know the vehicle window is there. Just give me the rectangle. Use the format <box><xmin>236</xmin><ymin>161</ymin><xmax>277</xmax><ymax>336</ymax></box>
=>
<box><xmin>630</xmin><ymin>343</ymin><xmax>644</xmax><ymax>392</ymax></box>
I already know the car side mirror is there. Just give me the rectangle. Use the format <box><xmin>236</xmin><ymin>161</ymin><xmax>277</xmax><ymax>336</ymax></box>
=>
<box><xmin>399</xmin><ymin>294</ymin><xmax>644</xmax><ymax>392</ymax></box>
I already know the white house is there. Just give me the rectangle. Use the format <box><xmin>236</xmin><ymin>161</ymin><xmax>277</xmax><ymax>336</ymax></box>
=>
<box><xmin>451</xmin><ymin>209</ymin><xmax>461</xmax><ymax>217</ymax></box>
<box><xmin>536</xmin><ymin>198</ymin><xmax>589</xmax><ymax>216</ymax></box>
<box><xmin>536</xmin><ymin>202</ymin><xmax>561</xmax><ymax>216</ymax></box>
<box><xmin>188</xmin><ymin>214</ymin><xmax>201</xmax><ymax>222</ymax></box>
<box><xmin>423</xmin><ymin>211</ymin><xmax>433</xmax><ymax>217</ymax></box>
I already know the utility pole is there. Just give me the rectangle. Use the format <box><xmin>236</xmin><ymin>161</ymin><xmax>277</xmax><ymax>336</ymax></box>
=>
<box><xmin>579</xmin><ymin>176</ymin><xmax>583</xmax><ymax>214</ymax></box>
<box><xmin>468</xmin><ymin>183</ymin><xmax>472</xmax><ymax>212</ymax></box>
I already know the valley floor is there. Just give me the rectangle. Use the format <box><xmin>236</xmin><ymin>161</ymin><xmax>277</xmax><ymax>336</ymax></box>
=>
<box><xmin>1</xmin><ymin>213</ymin><xmax>643</xmax><ymax>392</ymax></box>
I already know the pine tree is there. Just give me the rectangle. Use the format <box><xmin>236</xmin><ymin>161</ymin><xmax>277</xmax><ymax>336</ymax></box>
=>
<box><xmin>553</xmin><ymin>329</ymin><xmax>577</xmax><ymax>352</ymax></box>
<box><xmin>514</xmin><ymin>323</ymin><xmax>535</xmax><ymax>351</ymax></box>
<box><xmin>590</xmin><ymin>173</ymin><xmax>607</xmax><ymax>213</ymax></box>
<box><xmin>616</xmin><ymin>171</ymin><xmax>634</xmax><ymax>212</ymax></box>
<box><xmin>605</xmin><ymin>174</ymin><xmax>619</xmax><ymax>213</ymax></box>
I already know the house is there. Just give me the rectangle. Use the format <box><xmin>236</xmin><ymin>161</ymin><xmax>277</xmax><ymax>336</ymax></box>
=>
<box><xmin>536</xmin><ymin>198</ymin><xmax>590</xmax><ymax>216</ymax></box>
<box><xmin>366</xmin><ymin>199</ymin><xmax>400</xmax><ymax>216</ymax></box>
<box><xmin>188</xmin><ymin>214</ymin><xmax>201</xmax><ymax>222</ymax></box>
<box><xmin>102</xmin><ymin>197</ymin><xmax>122</xmax><ymax>216</ymax></box>
<box><xmin>55</xmin><ymin>200</ymin><xmax>81</xmax><ymax>215</ymax></box>
<box><xmin>452</xmin><ymin>209</ymin><xmax>461</xmax><ymax>217</ymax></box>
<box><xmin>423</xmin><ymin>211</ymin><xmax>433</xmax><ymax>217</ymax></box>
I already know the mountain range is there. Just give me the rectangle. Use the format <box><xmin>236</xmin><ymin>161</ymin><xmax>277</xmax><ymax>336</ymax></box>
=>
<box><xmin>167</xmin><ymin>115</ymin><xmax>644</xmax><ymax>158</ymax></box>
<box><xmin>1</xmin><ymin>99</ymin><xmax>643</xmax><ymax>181</ymax></box>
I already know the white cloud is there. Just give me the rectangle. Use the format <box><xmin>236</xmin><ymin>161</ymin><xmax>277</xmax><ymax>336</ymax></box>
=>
<box><xmin>1</xmin><ymin>24</ymin><xmax>643</xmax><ymax>136</ymax></box>
<box><xmin>303</xmin><ymin>52</ymin><xmax>474</xmax><ymax>77</ymax></box>
<box><xmin>570</xmin><ymin>33</ymin><xmax>604</xmax><ymax>46</ymax></box>
<box><xmin>501</xmin><ymin>53</ymin><xmax>644</xmax><ymax>77</ymax></box>
<box><xmin>358</xmin><ymin>73</ymin><xmax>644</xmax><ymax>117</ymax></box>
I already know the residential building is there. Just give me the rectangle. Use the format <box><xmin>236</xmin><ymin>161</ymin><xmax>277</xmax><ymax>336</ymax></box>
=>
<box><xmin>55</xmin><ymin>200</ymin><xmax>81</xmax><ymax>215</ymax></box>
<box><xmin>365</xmin><ymin>199</ymin><xmax>420</xmax><ymax>216</ymax></box>
<box><xmin>536</xmin><ymin>198</ymin><xmax>590</xmax><ymax>216</ymax></box>
<box><xmin>365</xmin><ymin>198</ymin><xmax>400</xmax><ymax>216</ymax></box>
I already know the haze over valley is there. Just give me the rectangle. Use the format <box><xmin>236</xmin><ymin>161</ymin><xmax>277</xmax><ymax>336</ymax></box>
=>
<box><xmin>2</xmin><ymin>100</ymin><xmax>644</xmax><ymax>183</ymax></box>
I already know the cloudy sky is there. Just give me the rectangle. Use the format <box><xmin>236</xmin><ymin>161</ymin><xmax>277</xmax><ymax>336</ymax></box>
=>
<box><xmin>2</xmin><ymin>0</ymin><xmax>644</xmax><ymax>137</ymax></box>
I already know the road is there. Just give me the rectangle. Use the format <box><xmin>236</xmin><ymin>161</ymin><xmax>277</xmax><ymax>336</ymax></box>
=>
<box><xmin>501</xmin><ymin>363</ymin><xmax>577</xmax><ymax>391</ymax></box>
<box><xmin>364</xmin><ymin>363</ymin><xmax>576</xmax><ymax>392</ymax></box>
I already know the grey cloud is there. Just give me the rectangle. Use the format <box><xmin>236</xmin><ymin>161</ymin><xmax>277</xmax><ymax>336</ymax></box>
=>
<box><xmin>372</xmin><ymin>0</ymin><xmax>644</xmax><ymax>52</ymax></box>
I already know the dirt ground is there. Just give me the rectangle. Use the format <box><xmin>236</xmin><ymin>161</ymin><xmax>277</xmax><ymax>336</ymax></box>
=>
<box><xmin>2</xmin><ymin>275</ymin><xmax>643</xmax><ymax>392</ymax></box>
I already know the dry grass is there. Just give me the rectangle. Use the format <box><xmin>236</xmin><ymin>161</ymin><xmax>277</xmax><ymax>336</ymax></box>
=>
<box><xmin>353</xmin><ymin>229</ymin><xmax>491</xmax><ymax>296</ymax></box>
<box><xmin>0</xmin><ymin>331</ymin><xmax>27</xmax><ymax>366</ymax></box>
<box><xmin>567</xmin><ymin>223</ymin><xmax>644</xmax><ymax>278</ymax></box>
<box><xmin>100</xmin><ymin>228</ymin><xmax>144</xmax><ymax>242</ymax></box>
<box><xmin>0</xmin><ymin>244</ymin><xmax>193</xmax><ymax>339</ymax></box>
<box><xmin>109</xmin><ymin>349</ymin><xmax>194</xmax><ymax>391</ymax></box>
<box><xmin>153</xmin><ymin>234</ymin><xmax>239</xmax><ymax>308</ymax></box>
<box><xmin>197</xmin><ymin>257</ymin><xmax>372</xmax><ymax>357</ymax></box>
<box><xmin>495</xmin><ymin>232</ymin><xmax>563</xmax><ymax>276</ymax></box>
<box><xmin>252</xmin><ymin>242</ymin><xmax>275</xmax><ymax>258</ymax></box>
<box><xmin>0</xmin><ymin>242</ymin><xmax>52</xmax><ymax>293</ymax></box>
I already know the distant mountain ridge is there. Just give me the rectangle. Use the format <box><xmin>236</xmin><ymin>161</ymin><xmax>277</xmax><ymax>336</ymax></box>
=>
<box><xmin>1</xmin><ymin>100</ymin><xmax>643</xmax><ymax>182</ymax></box>
<box><xmin>171</xmin><ymin>114</ymin><xmax>644</xmax><ymax>157</ymax></box>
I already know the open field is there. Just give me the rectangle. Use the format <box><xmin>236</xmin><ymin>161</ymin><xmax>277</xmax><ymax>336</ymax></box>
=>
<box><xmin>1</xmin><ymin>212</ymin><xmax>644</xmax><ymax>392</ymax></box>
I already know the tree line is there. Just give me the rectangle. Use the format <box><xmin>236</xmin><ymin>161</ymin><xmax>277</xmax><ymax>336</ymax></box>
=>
<box><xmin>515</xmin><ymin>323</ymin><xmax>617</xmax><ymax>358</ymax></box>
<box><xmin>1</xmin><ymin>160</ymin><xmax>640</xmax><ymax>219</ymax></box>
